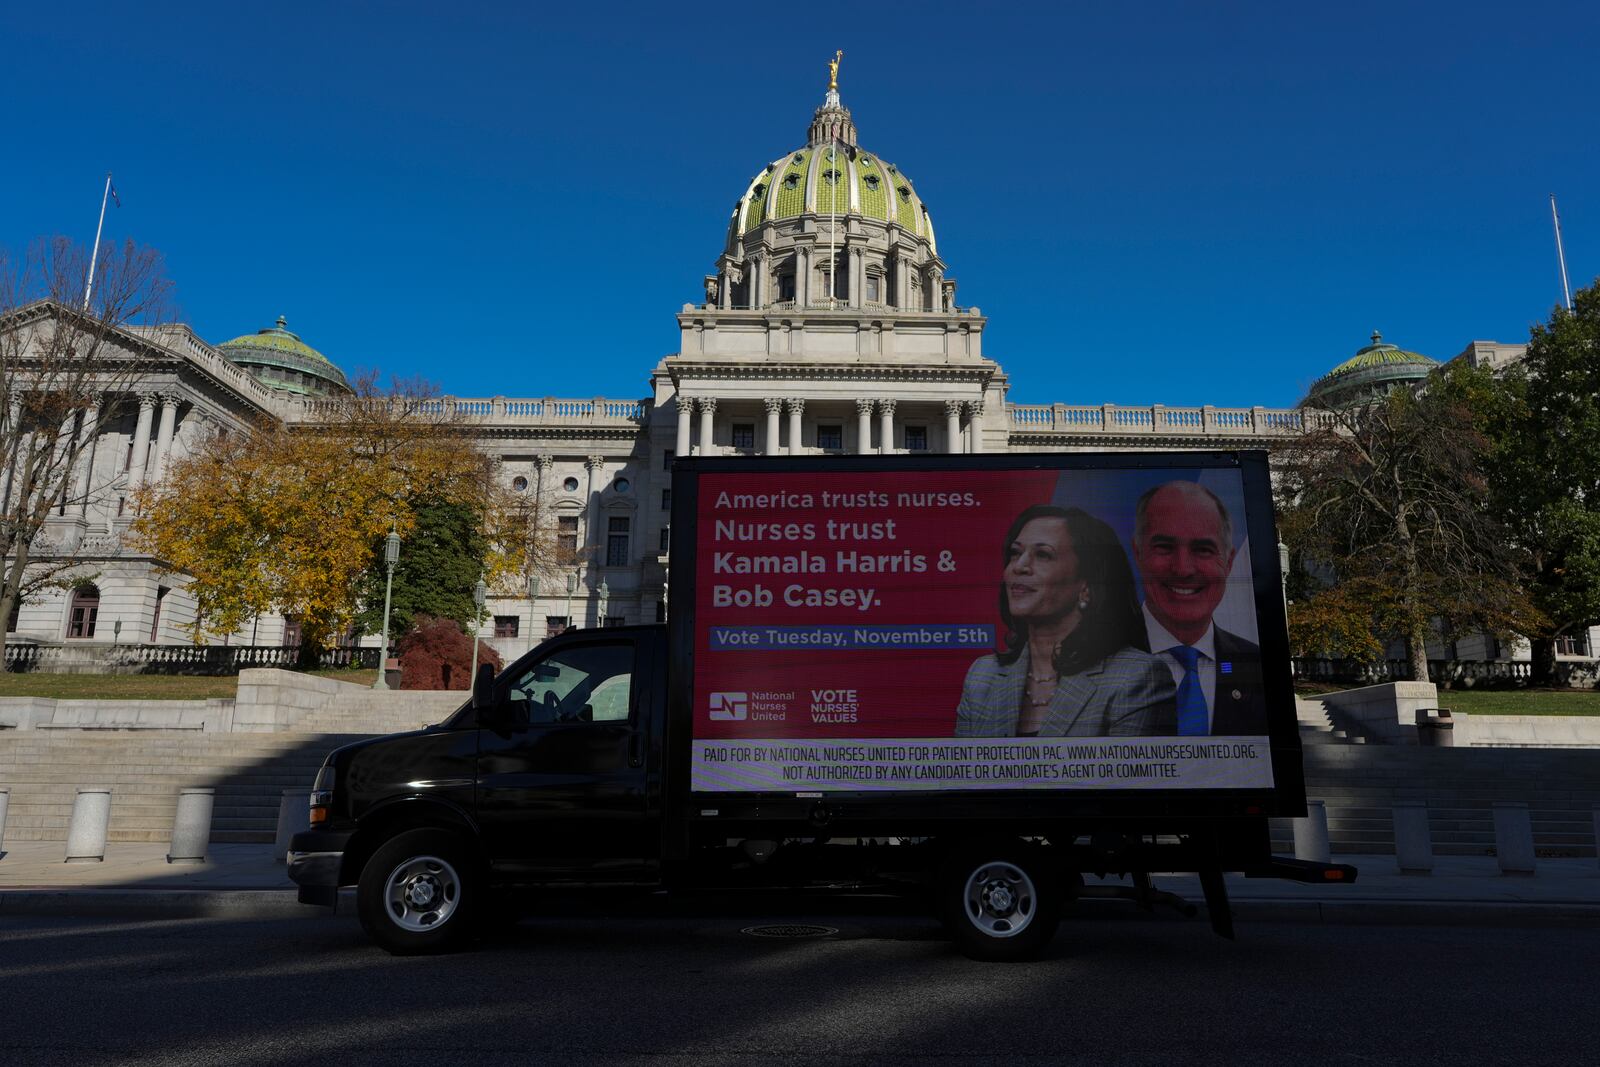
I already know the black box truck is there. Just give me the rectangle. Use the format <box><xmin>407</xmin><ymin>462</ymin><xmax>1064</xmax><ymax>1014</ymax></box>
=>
<box><xmin>290</xmin><ymin>450</ymin><xmax>1353</xmax><ymax>959</ymax></box>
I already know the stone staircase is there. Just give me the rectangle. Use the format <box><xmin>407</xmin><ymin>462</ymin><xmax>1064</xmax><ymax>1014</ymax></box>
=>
<box><xmin>0</xmin><ymin>730</ymin><xmax>367</xmax><ymax>843</ymax></box>
<box><xmin>1295</xmin><ymin>697</ymin><xmax>1368</xmax><ymax>745</ymax></box>
<box><xmin>1270</xmin><ymin>745</ymin><xmax>1600</xmax><ymax>858</ymax></box>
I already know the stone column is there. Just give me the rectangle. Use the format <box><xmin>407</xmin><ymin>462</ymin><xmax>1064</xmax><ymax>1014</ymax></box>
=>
<box><xmin>149</xmin><ymin>394</ymin><xmax>180</xmax><ymax>485</ymax></box>
<box><xmin>0</xmin><ymin>394</ymin><xmax>22</xmax><ymax>512</ymax></box>
<box><xmin>584</xmin><ymin>455</ymin><xmax>605</xmax><ymax>554</ymax></box>
<box><xmin>126</xmin><ymin>393</ymin><xmax>156</xmax><ymax>493</ymax></box>
<box><xmin>534</xmin><ymin>453</ymin><xmax>553</xmax><ymax>497</ymax></box>
<box><xmin>856</xmin><ymin>398</ymin><xmax>874</xmax><ymax>454</ymax></box>
<box><xmin>945</xmin><ymin>400</ymin><xmax>963</xmax><ymax>455</ymax></box>
<box><xmin>73</xmin><ymin>404</ymin><xmax>101</xmax><ymax>518</ymax></box>
<box><xmin>877</xmin><ymin>399</ymin><xmax>896</xmax><ymax>455</ymax></box>
<box><xmin>798</xmin><ymin>248</ymin><xmax>811</xmax><ymax>307</ymax></box>
<box><xmin>674</xmin><ymin>396</ymin><xmax>693</xmax><ymax>457</ymax></box>
<box><xmin>965</xmin><ymin>400</ymin><xmax>985</xmax><ymax>454</ymax></box>
<box><xmin>929</xmin><ymin>268</ymin><xmax>944</xmax><ymax>312</ymax></box>
<box><xmin>764</xmin><ymin>397</ymin><xmax>783</xmax><ymax>455</ymax></box>
<box><xmin>850</xmin><ymin>248</ymin><xmax>864</xmax><ymax>308</ymax></box>
<box><xmin>786</xmin><ymin>399</ymin><xmax>804</xmax><ymax>454</ymax></box>
<box><xmin>697</xmin><ymin>397</ymin><xmax>717</xmax><ymax>457</ymax></box>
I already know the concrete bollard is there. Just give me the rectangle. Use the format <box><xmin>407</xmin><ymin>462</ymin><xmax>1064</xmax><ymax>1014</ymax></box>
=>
<box><xmin>274</xmin><ymin>789</ymin><xmax>310</xmax><ymax>862</ymax></box>
<box><xmin>0</xmin><ymin>787</ymin><xmax>9</xmax><ymax>856</ymax></box>
<box><xmin>1492</xmin><ymin>801</ymin><xmax>1536</xmax><ymax>875</ymax></box>
<box><xmin>65</xmin><ymin>788</ymin><xmax>112</xmax><ymax>863</ymax></box>
<box><xmin>167</xmin><ymin>788</ymin><xmax>215</xmax><ymax>864</ymax></box>
<box><xmin>1392</xmin><ymin>800</ymin><xmax>1433</xmax><ymax>875</ymax></box>
<box><xmin>1293</xmin><ymin>799</ymin><xmax>1332</xmax><ymax>864</ymax></box>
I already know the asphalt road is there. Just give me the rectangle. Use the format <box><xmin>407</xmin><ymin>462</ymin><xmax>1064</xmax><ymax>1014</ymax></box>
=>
<box><xmin>1</xmin><ymin>901</ymin><xmax>1596</xmax><ymax>1066</ymax></box>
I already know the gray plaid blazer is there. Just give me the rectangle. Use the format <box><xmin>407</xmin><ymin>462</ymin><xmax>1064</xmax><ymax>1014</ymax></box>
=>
<box><xmin>954</xmin><ymin>644</ymin><xmax>1178</xmax><ymax>737</ymax></box>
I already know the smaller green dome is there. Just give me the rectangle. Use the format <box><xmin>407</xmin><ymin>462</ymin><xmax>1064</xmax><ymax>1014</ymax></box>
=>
<box><xmin>220</xmin><ymin>316</ymin><xmax>351</xmax><ymax>398</ymax></box>
<box><xmin>1303</xmin><ymin>331</ymin><xmax>1438</xmax><ymax>410</ymax></box>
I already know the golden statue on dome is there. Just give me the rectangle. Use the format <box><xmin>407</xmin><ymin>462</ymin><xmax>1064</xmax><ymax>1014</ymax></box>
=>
<box><xmin>828</xmin><ymin>50</ymin><xmax>843</xmax><ymax>91</ymax></box>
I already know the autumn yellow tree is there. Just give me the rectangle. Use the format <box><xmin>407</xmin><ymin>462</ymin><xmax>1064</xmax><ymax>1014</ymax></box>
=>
<box><xmin>131</xmin><ymin>376</ymin><xmax>498</xmax><ymax>658</ymax></box>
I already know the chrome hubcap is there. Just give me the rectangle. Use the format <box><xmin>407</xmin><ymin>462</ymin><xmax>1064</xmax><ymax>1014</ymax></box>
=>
<box><xmin>384</xmin><ymin>854</ymin><xmax>460</xmax><ymax>932</ymax></box>
<box><xmin>963</xmin><ymin>861</ymin><xmax>1037</xmax><ymax>938</ymax></box>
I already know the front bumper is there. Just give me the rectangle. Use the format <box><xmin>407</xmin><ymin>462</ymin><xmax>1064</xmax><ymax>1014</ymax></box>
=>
<box><xmin>287</xmin><ymin>828</ymin><xmax>354</xmax><ymax>907</ymax></box>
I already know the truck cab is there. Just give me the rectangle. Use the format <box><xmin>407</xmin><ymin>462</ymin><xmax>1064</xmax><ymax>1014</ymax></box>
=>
<box><xmin>288</xmin><ymin>625</ymin><xmax>669</xmax><ymax>953</ymax></box>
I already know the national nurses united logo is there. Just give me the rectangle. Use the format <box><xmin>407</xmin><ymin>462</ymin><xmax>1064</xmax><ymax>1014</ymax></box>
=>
<box><xmin>709</xmin><ymin>692</ymin><xmax>749</xmax><ymax>721</ymax></box>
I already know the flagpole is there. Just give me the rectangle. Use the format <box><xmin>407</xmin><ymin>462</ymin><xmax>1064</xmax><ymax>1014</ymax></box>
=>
<box><xmin>82</xmin><ymin>172</ymin><xmax>112</xmax><ymax>312</ymax></box>
<box><xmin>1550</xmin><ymin>194</ymin><xmax>1573</xmax><ymax>312</ymax></box>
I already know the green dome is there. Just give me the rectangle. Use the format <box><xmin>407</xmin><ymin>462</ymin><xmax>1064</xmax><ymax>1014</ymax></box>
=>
<box><xmin>726</xmin><ymin>85</ymin><xmax>937</xmax><ymax>256</ymax></box>
<box><xmin>733</xmin><ymin>146</ymin><xmax>935</xmax><ymax>251</ymax></box>
<box><xmin>1303</xmin><ymin>331</ymin><xmax>1438</xmax><ymax>410</ymax></box>
<box><xmin>219</xmin><ymin>316</ymin><xmax>351</xmax><ymax>398</ymax></box>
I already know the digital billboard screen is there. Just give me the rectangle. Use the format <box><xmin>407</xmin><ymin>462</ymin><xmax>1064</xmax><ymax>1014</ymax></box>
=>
<box><xmin>687</xmin><ymin>463</ymin><xmax>1277</xmax><ymax>794</ymax></box>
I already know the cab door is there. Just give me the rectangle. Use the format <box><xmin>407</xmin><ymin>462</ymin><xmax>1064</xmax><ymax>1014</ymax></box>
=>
<box><xmin>475</xmin><ymin>634</ymin><xmax>654</xmax><ymax>881</ymax></box>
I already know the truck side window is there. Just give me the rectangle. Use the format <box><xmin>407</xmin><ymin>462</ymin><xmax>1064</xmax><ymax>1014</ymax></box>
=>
<box><xmin>506</xmin><ymin>644</ymin><xmax>634</xmax><ymax>727</ymax></box>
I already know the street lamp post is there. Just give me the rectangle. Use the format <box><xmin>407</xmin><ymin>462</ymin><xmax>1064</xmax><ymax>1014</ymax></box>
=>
<box><xmin>112</xmin><ymin>619</ymin><xmax>122</xmax><ymax>646</ymax></box>
<box><xmin>372</xmin><ymin>528</ymin><xmax>401</xmax><ymax>690</ymax></box>
<box><xmin>565</xmin><ymin>572</ymin><xmax>578</xmax><ymax>631</ymax></box>
<box><xmin>598</xmin><ymin>577</ymin><xmax>610</xmax><ymax>628</ymax></box>
<box><xmin>471</xmin><ymin>578</ymin><xmax>488</xmax><ymax>673</ymax></box>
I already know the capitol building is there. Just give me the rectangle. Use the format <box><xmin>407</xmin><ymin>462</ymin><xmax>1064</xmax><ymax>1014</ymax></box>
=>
<box><xmin>3</xmin><ymin>76</ymin><xmax>1545</xmax><ymax>664</ymax></box>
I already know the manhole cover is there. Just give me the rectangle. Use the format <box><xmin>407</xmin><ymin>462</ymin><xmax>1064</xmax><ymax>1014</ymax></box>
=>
<box><xmin>741</xmin><ymin>923</ymin><xmax>838</xmax><ymax>939</ymax></box>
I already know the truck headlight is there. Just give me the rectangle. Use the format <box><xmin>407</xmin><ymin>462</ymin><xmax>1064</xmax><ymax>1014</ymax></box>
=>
<box><xmin>309</xmin><ymin>764</ymin><xmax>335</xmax><ymax>826</ymax></box>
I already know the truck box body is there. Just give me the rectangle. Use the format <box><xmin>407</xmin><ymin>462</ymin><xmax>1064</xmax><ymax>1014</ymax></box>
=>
<box><xmin>668</xmin><ymin>451</ymin><xmax>1304</xmax><ymax>835</ymax></box>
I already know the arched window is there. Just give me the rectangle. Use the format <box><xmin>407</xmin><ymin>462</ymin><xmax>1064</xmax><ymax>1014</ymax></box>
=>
<box><xmin>67</xmin><ymin>584</ymin><xmax>101</xmax><ymax>639</ymax></box>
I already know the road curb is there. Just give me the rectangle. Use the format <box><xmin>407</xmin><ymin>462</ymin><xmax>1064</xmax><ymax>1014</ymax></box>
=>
<box><xmin>0</xmin><ymin>888</ymin><xmax>314</xmax><ymax>920</ymax></box>
<box><xmin>2</xmin><ymin>888</ymin><xmax>1597</xmax><ymax>925</ymax></box>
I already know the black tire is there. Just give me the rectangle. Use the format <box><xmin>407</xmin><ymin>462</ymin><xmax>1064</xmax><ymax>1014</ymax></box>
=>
<box><xmin>939</xmin><ymin>840</ymin><xmax>1062</xmax><ymax>962</ymax></box>
<box><xmin>357</xmin><ymin>828</ymin><xmax>480</xmax><ymax>955</ymax></box>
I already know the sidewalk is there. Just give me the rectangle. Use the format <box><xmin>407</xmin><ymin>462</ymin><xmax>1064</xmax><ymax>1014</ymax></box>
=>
<box><xmin>0</xmin><ymin>840</ymin><xmax>1596</xmax><ymax>923</ymax></box>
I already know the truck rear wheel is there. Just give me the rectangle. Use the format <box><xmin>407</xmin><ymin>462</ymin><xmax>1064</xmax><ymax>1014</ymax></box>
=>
<box><xmin>940</xmin><ymin>842</ymin><xmax>1061</xmax><ymax>962</ymax></box>
<box><xmin>357</xmin><ymin>829</ymin><xmax>479</xmax><ymax>955</ymax></box>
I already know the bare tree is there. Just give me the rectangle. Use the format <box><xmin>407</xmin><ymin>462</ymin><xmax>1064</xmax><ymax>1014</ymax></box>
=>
<box><xmin>0</xmin><ymin>237</ymin><xmax>173</xmax><ymax>667</ymax></box>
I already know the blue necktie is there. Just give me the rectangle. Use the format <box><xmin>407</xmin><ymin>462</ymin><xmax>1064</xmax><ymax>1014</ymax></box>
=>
<box><xmin>1168</xmin><ymin>645</ymin><xmax>1208</xmax><ymax>736</ymax></box>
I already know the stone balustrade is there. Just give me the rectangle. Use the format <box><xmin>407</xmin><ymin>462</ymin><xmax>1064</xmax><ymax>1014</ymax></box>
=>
<box><xmin>1008</xmin><ymin>403</ymin><xmax>1338</xmax><ymax>438</ymax></box>
<box><xmin>283</xmin><ymin>395</ymin><xmax>652</xmax><ymax>427</ymax></box>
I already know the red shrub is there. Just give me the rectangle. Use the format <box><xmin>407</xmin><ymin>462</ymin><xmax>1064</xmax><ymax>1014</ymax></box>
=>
<box><xmin>395</xmin><ymin>615</ymin><xmax>503</xmax><ymax>691</ymax></box>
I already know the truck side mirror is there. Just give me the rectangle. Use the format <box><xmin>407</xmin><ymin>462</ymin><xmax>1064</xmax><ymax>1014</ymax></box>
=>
<box><xmin>471</xmin><ymin>661</ymin><xmax>496</xmax><ymax>710</ymax></box>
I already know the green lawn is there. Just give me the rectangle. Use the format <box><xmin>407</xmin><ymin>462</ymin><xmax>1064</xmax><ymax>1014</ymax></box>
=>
<box><xmin>0</xmin><ymin>668</ymin><xmax>377</xmax><ymax>700</ymax></box>
<box><xmin>1295</xmin><ymin>684</ymin><xmax>1600</xmax><ymax>717</ymax></box>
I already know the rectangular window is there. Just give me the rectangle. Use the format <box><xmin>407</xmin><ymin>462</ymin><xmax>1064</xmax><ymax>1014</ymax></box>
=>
<box><xmin>661</xmin><ymin>488</ymin><xmax>671</xmax><ymax>510</ymax></box>
<box><xmin>731</xmin><ymin>423</ymin><xmax>755</xmax><ymax>449</ymax></box>
<box><xmin>777</xmin><ymin>273</ymin><xmax>796</xmax><ymax>302</ymax></box>
<box><xmin>659</xmin><ymin>525</ymin><xmax>671</xmax><ymax>553</ymax></box>
<box><xmin>606</xmin><ymin>516</ymin><xmax>630</xmax><ymax>567</ymax></box>
<box><xmin>817</xmin><ymin>424</ymin><xmax>843</xmax><ymax>451</ymax></box>
<box><xmin>558</xmin><ymin>515</ymin><xmax>579</xmax><ymax>556</ymax></box>
<box><xmin>546</xmin><ymin>615</ymin><xmax>570</xmax><ymax>636</ymax></box>
<box><xmin>125</xmin><ymin>439</ymin><xmax>134</xmax><ymax>472</ymax></box>
<box><xmin>905</xmin><ymin>425</ymin><xmax>928</xmax><ymax>451</ymax></box>
<box><xmin>866</xmin><ymin>276</ymin><xmax>881</xmax><ymax>302</ymax></box>
<box><xmin>1555</xmin><ymin>631</ymin><xmax>1590</xmax><ymax>656</ymax></box>
<box><xmin>117</xmin><ymin>497</ymin><xmax>126</xmax><ymax>517</ymax></box>
<box><xmin>662</xmin><ymin>448</ymin><xmax>675</xmax><ymax>470</ymax></box>
<box><xmin>494</xmin><ymin>615</ymin><xmax>520</xmax><ymax>638</ymax></box>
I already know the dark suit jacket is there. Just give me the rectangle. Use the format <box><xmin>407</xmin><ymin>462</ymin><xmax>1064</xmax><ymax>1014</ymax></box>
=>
<box><xmin>1211</xmin><ymin>627</ymin><xmax>1267</xmax><ymax>735</ymax></box>
<box><xmin>955</xmin><ymin>645</ymin><xmax>1177</xmax><ymax>738</ymax></box>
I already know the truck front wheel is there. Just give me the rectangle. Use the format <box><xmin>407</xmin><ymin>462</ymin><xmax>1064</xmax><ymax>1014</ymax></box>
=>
<box><xmin>941</xmin><ymin>842</ymin><xmax>1061</xmax><ymax>962</ymax></box>
<box><xmin>357</xmin><ymin>828</ymin><xmax>480</xmax><ymax>955</ymax></box>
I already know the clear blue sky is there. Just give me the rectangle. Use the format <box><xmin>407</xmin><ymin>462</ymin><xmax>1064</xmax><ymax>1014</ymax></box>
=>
<box><xmin>4</xmin><ymin>2</ymin><xmax>1595</xmax><ymax>408</ymax></box>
